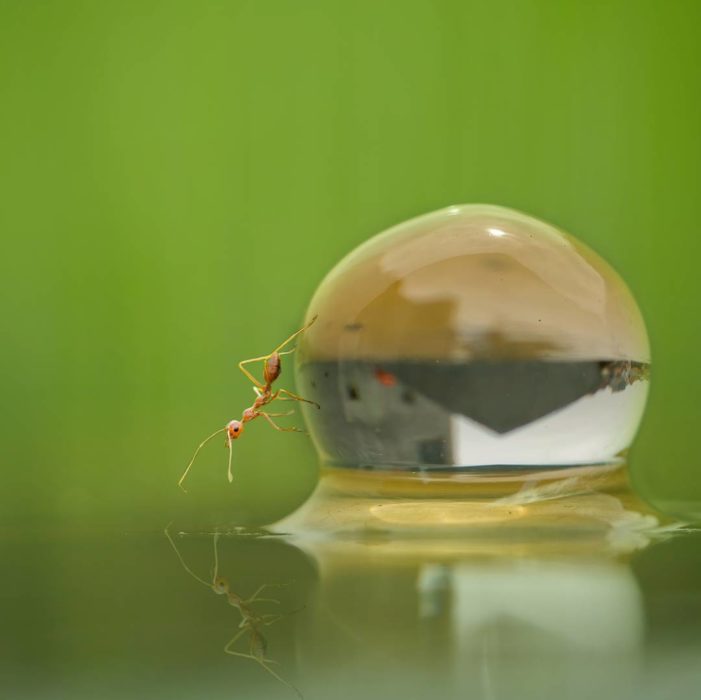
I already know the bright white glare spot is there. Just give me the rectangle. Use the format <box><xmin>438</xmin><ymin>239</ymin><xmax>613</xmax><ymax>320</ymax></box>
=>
<box><xmin>488</xmin><ymin>227</ymin><xmax>507</xmax><ymax>237</ymax></box>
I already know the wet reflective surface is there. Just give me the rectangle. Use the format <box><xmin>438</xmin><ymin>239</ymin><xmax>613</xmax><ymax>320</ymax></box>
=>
<box><xmin>3</xmin><ymin>494</ymin><xmax>699</xmax><ymax>700</ymax></box>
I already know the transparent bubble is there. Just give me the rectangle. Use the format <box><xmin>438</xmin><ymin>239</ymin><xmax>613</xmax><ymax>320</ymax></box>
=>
<box><xmin>295</xmin><ymin>205</ymin><xmax>650</xmax><ymax>472</ymax></box>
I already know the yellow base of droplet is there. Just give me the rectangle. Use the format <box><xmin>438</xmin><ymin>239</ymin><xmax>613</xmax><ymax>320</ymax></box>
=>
<box><xmin>274</xmin><ymin>462</ymin><xmax>671</xmax><ymax>556</ymax></box>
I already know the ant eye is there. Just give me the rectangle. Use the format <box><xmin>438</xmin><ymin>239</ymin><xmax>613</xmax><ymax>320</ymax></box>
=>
<box><xmin>234</xmin><ymin>426</ymin><xmax>239</xmax><ymax>432</ymax></box>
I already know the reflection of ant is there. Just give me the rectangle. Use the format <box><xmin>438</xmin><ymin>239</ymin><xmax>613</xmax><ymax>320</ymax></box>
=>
<box><xmin>179</xmin><ymin>316</ymin><xmax>320</xmax><ymax>492</ymax></box>
<box><xmin>165</xmin><ymin>526</ymin><xmax>302</xmax><ymax>697</ymax></box>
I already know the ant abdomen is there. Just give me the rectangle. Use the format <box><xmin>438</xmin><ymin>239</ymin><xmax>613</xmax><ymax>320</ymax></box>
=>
<box><xmin>264</xmin><ymin>353</ymin><xmax>281</xmax><ymax>385</ymax></box>
<box><xmin>250</xmin><ymin>630</ymin><xmax>268</xmax><ymax>658</ymax></box>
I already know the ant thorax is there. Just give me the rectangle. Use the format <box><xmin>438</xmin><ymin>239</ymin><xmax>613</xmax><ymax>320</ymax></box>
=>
<box><xmin>252</xmin><ymin>393</ymin><xmax>268</xmax><ymax>409</ymax></box>
<box><xmin>227</xmin><ymin>591</ymin><xmax>244</xmax><ymax>608</ymax></box>
<box><xmin>242</xmin><ymin>407</ymin><xmax>257</xmax><ymax>422</ymax></box>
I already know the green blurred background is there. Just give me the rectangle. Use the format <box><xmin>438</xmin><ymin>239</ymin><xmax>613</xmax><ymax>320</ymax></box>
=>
<box><xmin>1</xmin><ymin>0</ymin><xmax>699</xmax><ymax>529</ymax></box>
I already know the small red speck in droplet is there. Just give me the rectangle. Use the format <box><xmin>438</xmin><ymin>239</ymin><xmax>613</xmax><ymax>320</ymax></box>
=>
<box><xmin>374</xmin><ymin>368</ymin><xmax>397</xmax><ymax>387</ymax></box>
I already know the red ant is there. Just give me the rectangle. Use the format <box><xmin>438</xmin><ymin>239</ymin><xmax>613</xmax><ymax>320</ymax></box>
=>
<box><xmin>165</xmin><ymin>526</ymin><xmax>303</xmax><ymax>697</ymax></box>
<box><xmin>178</xmin><ymin>315</ymin><xmax>319</xmax><ymax>492</ymax></box>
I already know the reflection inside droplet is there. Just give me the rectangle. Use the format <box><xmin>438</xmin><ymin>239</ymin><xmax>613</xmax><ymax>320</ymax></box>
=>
<box><xmin>296</xmin><ymin>204</ymin><xmax>650</xmax><ymax>472</ymax></box>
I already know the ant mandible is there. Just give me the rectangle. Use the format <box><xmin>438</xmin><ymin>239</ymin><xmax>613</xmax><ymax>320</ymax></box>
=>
<box><xmin>178</xmin><ymin>315</ymin><xmax>319</xmax><ymax>492</ymax></box>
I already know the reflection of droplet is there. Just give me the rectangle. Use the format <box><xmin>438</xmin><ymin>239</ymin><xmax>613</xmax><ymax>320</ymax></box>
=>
<box><xmin>296</xmin><ymin>205</ymin><xmax>650</xmax><ymax>471</ymax></box>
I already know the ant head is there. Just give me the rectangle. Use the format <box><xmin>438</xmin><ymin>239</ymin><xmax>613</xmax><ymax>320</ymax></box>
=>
<box><xmin>212</xmin><ymin>576</ymin><xmax>229</xmax><ymax>595</ymax></box>
<box><xmin>227</xmin><ymin>420</ymin><xmax>244</xmax><ymax>440</ymax></box>
<box><xmin>264</xmin><ymin>353</ymin><xmax>281</xmax><ymax>385</ymax></box>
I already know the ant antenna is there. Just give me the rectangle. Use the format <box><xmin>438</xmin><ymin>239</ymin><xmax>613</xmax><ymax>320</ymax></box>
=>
<box><xmin>179</xmin><ymin>427</ymin><xmax>227</xmax><ymax>492</ymax></box>
<box><xmin>213</xmin><ymin>531</ymin><xmax>220</xmax><ymax>580</ymax></box>
<box><xmin>227</xmin><ymin>438</ymin><xmax>234</xmax><ymax>483</ymax></box>
<box><xmin>164</xmin><ymin>525</ymin><xmax>211</xmax><ymax>588</ymax></box>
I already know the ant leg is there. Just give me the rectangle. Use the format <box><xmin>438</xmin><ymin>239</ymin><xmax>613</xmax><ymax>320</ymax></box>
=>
<box><xmin>277</xmin><ymin>388</ymin><xmax>320</xmax><ymax>409</ymax></box>
<box><xmin>254</xmin><ymin>658</ymin><xmax>303</xmax><ymax>699</ymax></box>
<box><xmin>261</xmin><ymin>614</ymin><xmax>285</xmax><ymax>625</ymax></box>
<box><xmin>262</xmin><ymin>410</ymin><xmax>295</xmax><ymax>418</ymax></box>
<box><xmin>223</xmin><ymin>628</ymin><xmax>249</xmax><ymax>654</ymax></box>
<box><xmin>260</xmin><ymin>412</ymin><xmax>305</xmax><ymax>433</ymax></box>
<box><xmin>179</xmin><ymin>428</ymin><xmax>227</xmax><ymax>492</ymax></box>
<box><xmin>238</xmin><ymin>355</ymin><xmax>269</xmax><ymax>388</ymax></box>
<box><xmin>245</xmin><ymin>583</ymin><xmax>276</xmax><ymax>603</ymax></box>
<box><xmin>164</xmin><ymin>525</ymin><xmax>211</xmax><ymax>588</ymax></box>
<box><xmin>246</xmin><ymin>598</ymin><xmax>281</xmax><ymax>606</ymax></box>
<box><xmin>244</xmin><ymin>583</ymin><xmax>286</xmax><ymax>604</ymax></box>
<box><xmin>276</xmin><ymin>604</ymin><xmax>307</xmax><ymax>619</ymax></box>
<box><xmin>238</xmin><ymin>316</ymin><xmax>317</xmax><ymax>388</ymax></box>
<box><xmin>227</xmin><ymin>633</ymin><xmax>293</xmax><ymax>681</ymax></box>
<box><xmin>226</xmin><ymin>437</ymin><xmax>234</xmax><ymax>483</ymax></box>
<box><xmin>260</xmin><ymin>657</ymin><xmax>281</xmax><ymax>666</ymax></box>
<box><xmin>225</xmin><ymin>649</ymin><xmax>257</xmax><ymax>660</ymax></box>
<box><xmin>226</xmin><ymin>649</ymin><xmax>288</xmax><ymax>679</ymax></box>
<box><xmin>271</xmin><ymin>314</ymin><xmax>318</xmax><ymax>354</ymax></box>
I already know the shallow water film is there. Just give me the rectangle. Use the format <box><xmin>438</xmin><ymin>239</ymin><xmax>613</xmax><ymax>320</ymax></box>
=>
<box><xmin>3</xmin><ymin>518</ymin><xmax>700</xmax><ymax>700</ymax></box>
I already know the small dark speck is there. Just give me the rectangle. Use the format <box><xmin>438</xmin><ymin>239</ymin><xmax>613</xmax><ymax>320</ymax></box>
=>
<box><xmin>344</xmin><ymin>323</ymin><xmax>364</xmax><ymax>332</ymax></box>
<box><xmin>483</xmin><ymin>255</ymin><xmax>509</xmax><ymax>271</ymax></box>
<box><xmin>324</xmin><ymin>371</ymin><xmax>329</xmax><ymax>378</ymax></box>
<box><xmin>401</xmin><ymin>390</ymin><xmax>416</xmax><ymax>404</ymax></box>
<box><xmin>347</xmin><ymin>385</ymin><xmax>359</xmax><ymax>400</ymax></box>
<box><xmin>311</xmin><ymin>380</ymin><xmax>317</xmax><ymax>388</ymax></box>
